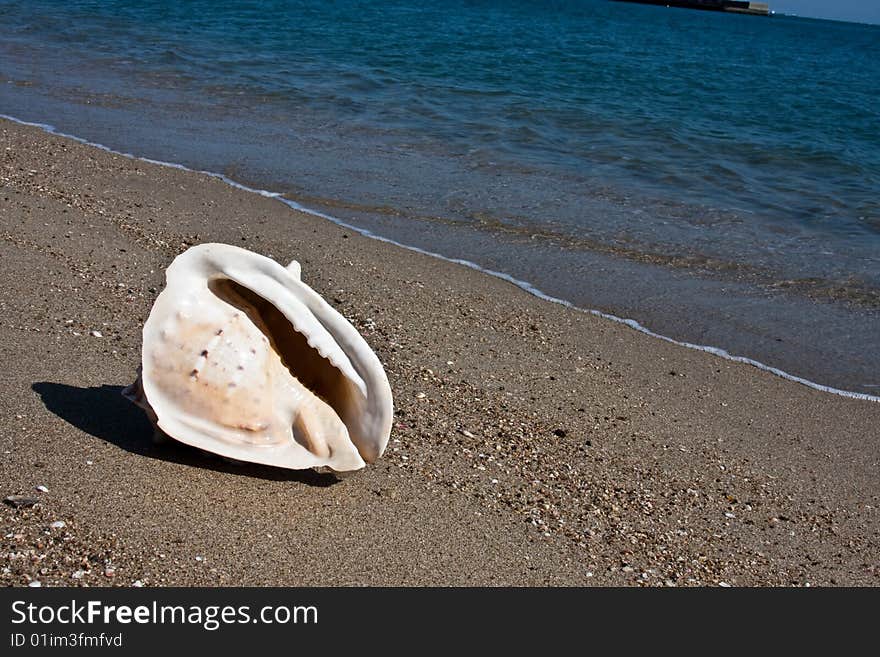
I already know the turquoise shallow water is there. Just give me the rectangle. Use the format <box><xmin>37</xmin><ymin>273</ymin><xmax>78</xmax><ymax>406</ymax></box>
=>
<box><xmin>0</xmin><ymin>0</ymin><xmax>878</xmax><ymax>393</ymax></box>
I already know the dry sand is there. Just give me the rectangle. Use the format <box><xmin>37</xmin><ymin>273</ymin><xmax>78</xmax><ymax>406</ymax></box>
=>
<box><xmin>1</xmin><ymin>118</ymin><xmax>878</xmax><ymax>586</ymax></box>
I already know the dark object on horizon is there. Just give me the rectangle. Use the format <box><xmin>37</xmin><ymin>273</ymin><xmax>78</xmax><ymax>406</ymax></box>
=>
<box><xmin>612</xmin><ymin>0</ymin><xmax>772</xmax><ymax>16</ymax></box>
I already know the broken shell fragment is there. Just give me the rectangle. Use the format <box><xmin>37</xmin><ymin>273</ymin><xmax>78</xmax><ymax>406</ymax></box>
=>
<box><xmin>123</xmin><ymin>243</ymin><xmax>393</xmax><ymax>472</ymax></box>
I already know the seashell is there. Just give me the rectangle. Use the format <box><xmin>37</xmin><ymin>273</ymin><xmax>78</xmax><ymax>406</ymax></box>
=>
<box><xmin>123</xmin><ymin>243</ymin><xmax>393</xmax><ymax>472</ymax></box>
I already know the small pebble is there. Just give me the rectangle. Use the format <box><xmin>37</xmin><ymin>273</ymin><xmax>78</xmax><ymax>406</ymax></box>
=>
<box><xmin>71</xmin><ymin>570</ymin><xmax>86</xmax><ymax>579</ymax></box>
<box><xmin>28</xmin><ymin>581</ymin><xmax>41</xmax><ymax>588</ymax></box>
<box><xmin>415</xmin><ymin>392</ymin><xmax>426</xmax><ymax>399</ymax></box>
<box><xmin>35</xmin><ymin>485</ymin><xmax>49</xmax><ymax>493</ymax></box>
<box><xmin>4</xmin><ymin>495</ymin><xmax>39</xmax><ymax>508</ymax></box>
<box><xmin>49</xmin><ymin>520</ymin><xmax>66</xmax><ymax>529</ymax></box>
<box><xmin>719</xmin><ymin>581</ymin><xmax>731</xmax><ymax>588</ymax></box>
<box><xmin>90</xmin><ymin>330</ymin><xmax>103</xmax><ymax>338</ymax></box>
<box><xmin>132</xmin><ymin>580</ymin><xmax>144</xmax><ymax>587</ymax></box>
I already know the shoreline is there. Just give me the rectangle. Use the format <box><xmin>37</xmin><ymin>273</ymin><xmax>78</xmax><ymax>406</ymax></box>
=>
<box><xmin>4</xmin><ymin>113</ymin><xmax>876</xmax><ymax>404</ymax></box>
<box><xmin>1</xmin><ymin>117</ymin><xmax>878</xmax><ymax>586</ymax></box>
<box><xmin>2</xmin><ymin>0</ymin><xmax>879</xmax><ymax>399</ymax></box>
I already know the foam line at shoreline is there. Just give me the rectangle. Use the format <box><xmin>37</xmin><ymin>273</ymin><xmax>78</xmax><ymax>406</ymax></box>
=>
<box><xmin>3</xmin><ymin>112</ymin><xmax>877</xmax><ymax>403</ymax></box>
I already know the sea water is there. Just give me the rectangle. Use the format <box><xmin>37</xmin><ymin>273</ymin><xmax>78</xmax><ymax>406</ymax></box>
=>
<box><xmin>1</xmin><ymin>0</ymin><xmax>878</xmax><ymax>394</ymax></box>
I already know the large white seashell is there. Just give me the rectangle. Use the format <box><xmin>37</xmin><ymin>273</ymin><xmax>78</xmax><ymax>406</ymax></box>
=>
<box><xmin>123</xmin><ymin>243</ymin><xmax>393</xmax><ymax>472</ymax></box>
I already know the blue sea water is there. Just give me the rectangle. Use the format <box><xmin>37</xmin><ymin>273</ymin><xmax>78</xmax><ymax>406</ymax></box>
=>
<box><xmin>1</xmin><ymin>0</ymin><xmax>878</xmax><ymax>393</ymax></box>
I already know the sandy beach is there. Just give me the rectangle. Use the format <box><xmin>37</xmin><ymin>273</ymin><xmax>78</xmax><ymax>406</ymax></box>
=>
<box><xmin>1</xmin><ymin>117</ymin><xmax>878</xmax><ymax>586</ymax></box>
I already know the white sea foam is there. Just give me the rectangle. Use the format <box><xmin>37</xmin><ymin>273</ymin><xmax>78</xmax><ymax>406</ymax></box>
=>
<box><xmin>3</xmin><ymin>112</ymin><xmax>877</xmax><ymax>403</ymax></box>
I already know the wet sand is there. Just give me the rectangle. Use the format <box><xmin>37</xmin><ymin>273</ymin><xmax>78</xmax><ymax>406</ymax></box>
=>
<box><xmin>1</xmin><ymin>117</ymin><xmax>878</xmax><ymax>586</ymax></box>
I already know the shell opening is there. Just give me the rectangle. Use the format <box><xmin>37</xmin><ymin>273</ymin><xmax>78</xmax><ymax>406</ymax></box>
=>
<box><xmin>207</xmin><ymin>278</ymin><xmax>359</xmax><ymax>451</ymax></box>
